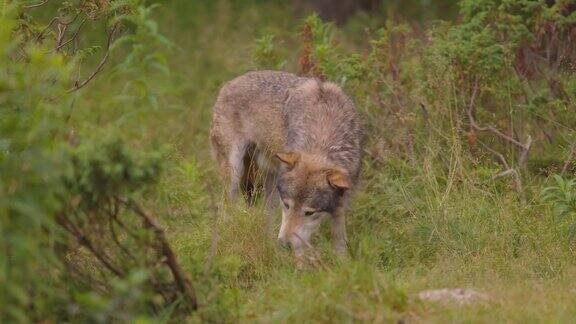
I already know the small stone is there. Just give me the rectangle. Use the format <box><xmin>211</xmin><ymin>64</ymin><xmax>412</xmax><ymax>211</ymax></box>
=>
<box><xmin>417</xmin><ymin>288</ymin><xmax>489</xmax><ymax>305</ymax></box>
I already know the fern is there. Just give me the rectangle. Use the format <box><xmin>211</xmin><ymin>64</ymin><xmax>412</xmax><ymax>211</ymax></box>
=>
<box><xmin>542</xmin><ymin>175</ymin><xmax>576</xmax><ymax>240</ymax></box>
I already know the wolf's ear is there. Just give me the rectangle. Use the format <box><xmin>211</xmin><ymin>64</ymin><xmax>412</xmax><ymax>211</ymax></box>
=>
<box><xmin>275</xmin><ymin>152</ymin><xmax>300</xmax><ymax>169</ymax></box>
<box><xmin>327</xmin><ymin>169</ymin><xmax>351</xmax><ymax>190</ymax></box>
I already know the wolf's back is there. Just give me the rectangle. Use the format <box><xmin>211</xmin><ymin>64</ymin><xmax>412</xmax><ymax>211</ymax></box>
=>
<box><xmin>211</xmin><ymin>70</ymin><xmax>362</xmax><ymax>181</ymax></box>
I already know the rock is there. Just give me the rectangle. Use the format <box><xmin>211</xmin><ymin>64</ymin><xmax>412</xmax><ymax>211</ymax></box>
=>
<box><xmin>417</xmin><ymin>288</ymin><xmax>488</xmax><ymax>305</ymax></box>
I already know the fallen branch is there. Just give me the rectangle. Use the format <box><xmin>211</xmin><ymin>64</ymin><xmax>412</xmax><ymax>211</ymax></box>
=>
<box><xmin>56</xmin><ymin>212</ymin><xmax>125</xmax><ymax>277</ymax></box>
<box><xmin>478</xmin><ymin>140</ymin><xmax>509</xmax><ymax>169</ymax></box>
<box><xmin>116</xmin><ymin>197</ymin><xmax>198</xmax><ymax>310</ymax></box>
<box><xmin>469</xmin><ymin>79</ymin><xmax>530</xmax><ymax>202</ymax></box>
<box><xmin>477</xmin><ymin>141</ymin><xmax>525</xmax><ymax>203</ymax></box>
<box><xmin>467</xmin><ymin>80</ymin><xmax>532</xmax><ymax>163</ymax></box>
<box><xmin>518</xmin><ymin>135</ymin><xmax>533</xmax><ymax>167</ymax></box>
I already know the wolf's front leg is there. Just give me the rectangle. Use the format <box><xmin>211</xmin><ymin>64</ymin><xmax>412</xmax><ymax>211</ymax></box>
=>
<box><xmin>263</xmin><ymin>170</ymin><xmax>279</xmax><ymax>235</ymax></box>
<box><xmin>331</xmin><ymin>210</ymin><xmax>348</xmax><ymax>258</ymax></box>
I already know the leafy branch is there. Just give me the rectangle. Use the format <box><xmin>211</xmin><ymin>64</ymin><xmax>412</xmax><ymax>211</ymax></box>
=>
<box><xmin>69</xmin><ymin>23</ymin><xmax>119</xmax><ymax>92</ymax></box>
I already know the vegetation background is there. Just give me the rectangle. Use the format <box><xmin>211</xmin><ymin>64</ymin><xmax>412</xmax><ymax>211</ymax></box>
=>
<box><xmin>2</xmin><ymin>0</ymin><xmax>576</xmax><ymax>322</ymax></box>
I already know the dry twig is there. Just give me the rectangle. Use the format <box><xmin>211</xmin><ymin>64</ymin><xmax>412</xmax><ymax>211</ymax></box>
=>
<box><xmin>56</xmin><ymin>212</ymin><xmax>125</xmax><ymax>277</ymax></box>
<box><xmin>467</xmin><ymin>81</ymin><xmax>531</xmax><ymax>153</ymax></box>
<box><xmin>561</xmin><ymin>142</ymin><xmax>576</xmax><ymax>175</ymax></box>
<box><xmin>468</xmin><ymin>80</ymin><xmax>531</xmax><ymax>201</ymax></box>
<box><xmin>50</xmin><ymin>18</ymin><xmax>87</xmax><ymax>53</ymax></box>
<box><xmin>24</xmin><ymin>0</ymin><xmax>51</xmax><ymax>9</ymax></box>
<box><xmin>56</xmin><ymin>195</ymin><xmax>198</xmax><ymax>311</ymax></box>
<box><xmin>69</xmin><ymin>23</ymin><xmax>119</xmax><ymax>92</ymax></box>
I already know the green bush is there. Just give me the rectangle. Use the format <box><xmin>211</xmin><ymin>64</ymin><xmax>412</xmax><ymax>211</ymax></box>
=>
<box><xmin>542</xmin><ymin>174</ymin><xmax>576</xmax><ymax>239</ymax></box>
<box><xmin>0</xmin><ymin>1</ymin><xmax>194</xmax><ymax>322</ymax></box>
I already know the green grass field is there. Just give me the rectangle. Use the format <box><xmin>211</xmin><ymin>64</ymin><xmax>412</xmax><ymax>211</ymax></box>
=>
<box><xmin>6</xmin><ymin>0</ymin><xmax>576</xmax><ymax>322</ymax></box>
<box><xmin>92</xmin><ymin>2</ymin><xmax>575</xmax><ymax>322</ymax></box>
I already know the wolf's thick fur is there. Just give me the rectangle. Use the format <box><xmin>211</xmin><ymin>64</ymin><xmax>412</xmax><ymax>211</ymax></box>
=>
<box><xmin>210</xmin><ymin>70</ymin><xmax>362</xmax><ymax>258</ymax></box>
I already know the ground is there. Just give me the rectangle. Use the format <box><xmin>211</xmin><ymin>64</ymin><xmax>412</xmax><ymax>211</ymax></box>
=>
<box><xmin>79</xmin><ymin>1</ymin><xmax>576</xmax><ymax>322</ymax></box>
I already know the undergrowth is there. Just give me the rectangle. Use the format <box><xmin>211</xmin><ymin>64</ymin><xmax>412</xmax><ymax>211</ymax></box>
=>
<box><xmin>148</xmin><ymin>1</ymin><xmax>576</xmax><ymax>322</ymax></box>
<box><xmin>3</xmin><ymin>0</ymin><xmax>576</xmax><ymax>322</ymax></box>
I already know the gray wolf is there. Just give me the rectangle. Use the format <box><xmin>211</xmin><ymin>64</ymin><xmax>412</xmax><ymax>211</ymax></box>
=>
<box><xmin>210</xmin><ymin>70</ymin><xmax>362</xmax><ymax>259</ymax></box>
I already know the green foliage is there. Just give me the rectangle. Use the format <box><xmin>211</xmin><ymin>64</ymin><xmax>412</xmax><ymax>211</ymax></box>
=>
<box><xmin>252</xmin><ymin>34</ymin><xmax>286</xmax><ymax>69</ymax></box>
<box><xmin>246</xmin><ymin>263</ymin><xmax>408</xmax><ymax>322</ymax></box>
<box><xmin>0</xmin><ymin>1</ymin><xmax>188</xmax><ymax>322</ymax></box>
<box><xmin>230</xmin><ymin>2</ymin><xmax>575</xmax><ymax>321</ymax></box>
<box><xmin>0</xmin><ymin>4</ymin><xmax>74</xmax><ymax>321</ymax></box>
<box><xmin>542</xmin><ymin>175</ymin><xmax>576</xmax><ymax>239</ymax></box>
<box><xmin>64</xmin><ymin>136</ymin><xmax>163</xmax><ymax>208</ymax></box>
<box><xmin>302</xmin><ymin>14</ymin><xmax>365</xmax><ymax>84</ymax></box>
<box><xmin>70</xmin><ymin>269</ymin><xmax>155</xmax><ymax>323</ymax></box>
<box><xmin>110</xmin><ymin>3</ymin><xmax>174</xmax><ymax>109</ymax></box>
<box><xmin>430</xmin><ymin>0</ymin><xmax>576</xmax><ymax>79</ymax></box>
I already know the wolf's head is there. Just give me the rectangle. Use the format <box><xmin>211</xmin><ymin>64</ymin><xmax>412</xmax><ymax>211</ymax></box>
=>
<box><xmin>275</xmin><ymin>151</ymin><xmax>350</xmax><ymax>255</ymax></box>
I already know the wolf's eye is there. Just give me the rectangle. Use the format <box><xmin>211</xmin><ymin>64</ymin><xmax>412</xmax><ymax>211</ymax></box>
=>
<box><xmin>304</xmin><ymin>210</ymin><xmax>316</xmax><ymax>216</ymax></box>
<box><xmin>282</xmin><ymin>201</ymin><xmax>290</xmax><ymax>209</ymax></box>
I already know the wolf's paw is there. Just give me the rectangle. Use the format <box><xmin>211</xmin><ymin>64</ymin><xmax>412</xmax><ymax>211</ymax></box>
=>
<box><xmin>332</xmin><ymin>244</ymin><xmax>349</xmax><ymax>261</ymax></box>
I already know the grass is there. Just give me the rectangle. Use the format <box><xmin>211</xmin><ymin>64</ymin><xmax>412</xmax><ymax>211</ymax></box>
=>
<box><xmin>73</xmin><ymin>1</ymin><xmax>576</xmax><ymax>322</ymax></box>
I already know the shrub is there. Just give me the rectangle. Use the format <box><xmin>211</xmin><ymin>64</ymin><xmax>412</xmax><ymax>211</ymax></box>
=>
<box><xmin>0</xmin><ymin>1</ymin><xmax>196</xmax><ymax>321</ymax></box>
<box><xmin>542</xmin><ymin>174</ymin><xmax>576</xmax><ymax>239</ymax></box>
